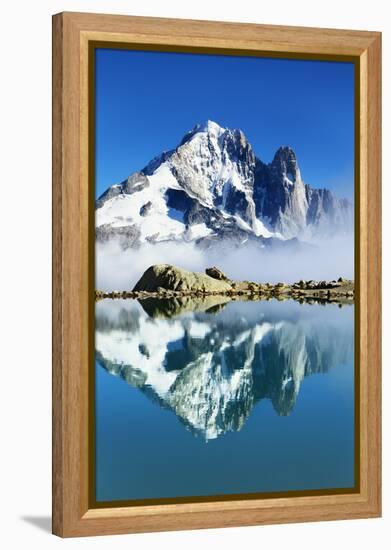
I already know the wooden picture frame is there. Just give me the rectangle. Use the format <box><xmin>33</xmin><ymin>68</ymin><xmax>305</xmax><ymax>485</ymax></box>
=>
<box><xmin>52</xmin><ymin>11</ymin><xmax>381</xmax><ymax>537</ymax></box>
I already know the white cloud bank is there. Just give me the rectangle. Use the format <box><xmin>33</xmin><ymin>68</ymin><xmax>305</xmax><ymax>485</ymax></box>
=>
<box><xmin>96</xmin><ymin>235</ymin><xmax>354</xmax><ymax>292</ymax></box>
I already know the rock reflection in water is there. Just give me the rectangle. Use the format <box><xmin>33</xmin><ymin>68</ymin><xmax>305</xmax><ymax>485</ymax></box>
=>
<box><xmin>95</xmin><ymin>297</ymin><xmax>353</xmax><ymax>440</ymax></box>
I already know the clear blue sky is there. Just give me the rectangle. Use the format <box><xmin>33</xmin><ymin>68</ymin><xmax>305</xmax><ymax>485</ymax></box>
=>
<box><xmin>95</xmin><ymin>48</ymin><xmax>355</xmax><ymax>199</ymax></box>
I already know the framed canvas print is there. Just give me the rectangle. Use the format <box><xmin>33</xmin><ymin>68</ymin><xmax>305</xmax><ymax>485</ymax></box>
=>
<box><xmin>52</xmin><ymin>12</ymin><xmax>381</xmax><ymax>537</ymax></box>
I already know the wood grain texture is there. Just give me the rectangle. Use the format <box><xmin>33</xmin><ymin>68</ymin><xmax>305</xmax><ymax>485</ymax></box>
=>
<box><xmin>63</xmin><ymin>11</ymin><xmax>379</xmax><ymax>55</ymax></box>
<box><xmin>364</xmin><ymin>33</ymin><xmax>382</xmax><ymax>515</ymax></box>
<box><xmin>52</xmin><ymin>12</ymin><xmax>382</xmax><ymax>537</ymax></box>
<box><xmin>52</xmin><ymin>12</ymin><xmax>63</xmax><ymax>537</ymax></box>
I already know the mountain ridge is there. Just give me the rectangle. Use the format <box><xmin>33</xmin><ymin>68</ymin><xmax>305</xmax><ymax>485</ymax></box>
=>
<box><xmin>96</xmin><ymin>120</ymin><xmax>352</xmax><ymax>250</ymax></box>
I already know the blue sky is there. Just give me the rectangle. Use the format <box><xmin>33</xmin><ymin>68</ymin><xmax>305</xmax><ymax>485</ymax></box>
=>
<box><xmin>95</xmin><ymin>48</ymin><xmax>355</xmax><ymax>199</ymax></box>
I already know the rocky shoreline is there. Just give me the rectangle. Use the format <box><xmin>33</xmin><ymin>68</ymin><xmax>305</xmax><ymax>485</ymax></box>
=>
<box><xmin>96</xmin><ymin>264</ymin><xmax>354</xmax><ymax>305</ymax></box>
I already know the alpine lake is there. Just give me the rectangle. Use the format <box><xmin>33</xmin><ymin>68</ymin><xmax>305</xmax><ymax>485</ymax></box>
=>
<box><xmin>95</xmin><ymin>294</ymin><xmax>355</xmax><ymax>503</ymax></box>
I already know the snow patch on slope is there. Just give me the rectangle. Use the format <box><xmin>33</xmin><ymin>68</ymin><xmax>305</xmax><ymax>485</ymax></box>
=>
<box><xmin>96</xmin><ymin>164</ymin><xmax>187</xmax><ymax>242</ymax></box>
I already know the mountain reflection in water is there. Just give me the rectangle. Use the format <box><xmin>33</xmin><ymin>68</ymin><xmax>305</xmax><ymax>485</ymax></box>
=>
<box><xmin>95</xmin><ymin>297</ymin><xmax>353</xmax><ymax>441</ymax></box>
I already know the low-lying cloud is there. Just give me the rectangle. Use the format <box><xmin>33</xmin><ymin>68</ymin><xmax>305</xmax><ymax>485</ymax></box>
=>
<box><xmin>96</xmin><ymin>235</ymin><xmax>354</xmax><ymax>292</ymax></box>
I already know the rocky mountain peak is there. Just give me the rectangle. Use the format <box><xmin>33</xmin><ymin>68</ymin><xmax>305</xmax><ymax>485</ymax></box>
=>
<box><xmin>179</xmin><ymin>119</ymin><xmax>225</xmax><ymax>146</ymax></box>
<box><xmin>271</xmin><ymin>146</ymin><xmax>301</xmax><ymax>183</ymax></box>
<box><xmin>273</xmin><ymin>145</ymin><xmax>297</xmax><ymax>162</ymax></box>
<box><xmin>196</xmin><ymin>119</ymin><xmax>225</xmax><ymax>135</ymax></box>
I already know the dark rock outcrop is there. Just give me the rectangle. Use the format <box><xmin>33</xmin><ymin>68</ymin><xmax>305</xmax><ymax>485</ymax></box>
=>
<box><xmin>205</xmin><ymin>266</ymin><xmax>229</xmax><ymax>281</ymax></box>
<box><xmin>95</xmin><ymin>172</ymin><xmax>149</xmax><ymax>210</ymax></box>
<box><xmin>140</xmin><ymin>201</ymin><xmax>153</xmax><ymax>216</ymax></box>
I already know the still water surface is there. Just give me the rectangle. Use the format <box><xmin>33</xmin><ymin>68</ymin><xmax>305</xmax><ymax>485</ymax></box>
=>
<box><xmin>95</xmin><ymin>297</ymin><xmax>355</xmax><ymax>502</ymax></box>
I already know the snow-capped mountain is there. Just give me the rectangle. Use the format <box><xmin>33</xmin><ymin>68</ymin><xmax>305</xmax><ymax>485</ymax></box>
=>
<box><xmin>95</xmin><ymin>299</ymin><xmax>353</xmax><ymax>440</ymax></box>
<box><xmin>96</xmin><ymin>120</ymin><xmax>352</xmax><ymax>250</ymax></box>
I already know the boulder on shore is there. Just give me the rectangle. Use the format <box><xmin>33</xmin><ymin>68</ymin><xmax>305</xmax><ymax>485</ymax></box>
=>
<box><xmin>205</xmin><ymin>266</ymin><xmax>229</xmax><ymax>281</ymax></box>
<box><xmin>133</xmin><ymin>264</ymin><xmax>233</xmax><ymax>293</ymax></box>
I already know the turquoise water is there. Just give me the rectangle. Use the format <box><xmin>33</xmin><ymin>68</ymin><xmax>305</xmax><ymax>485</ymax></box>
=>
<box><xmin>95</xmin><ymin>298</ymin><xmax>355</xmax><ymax>503</ymax></box>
